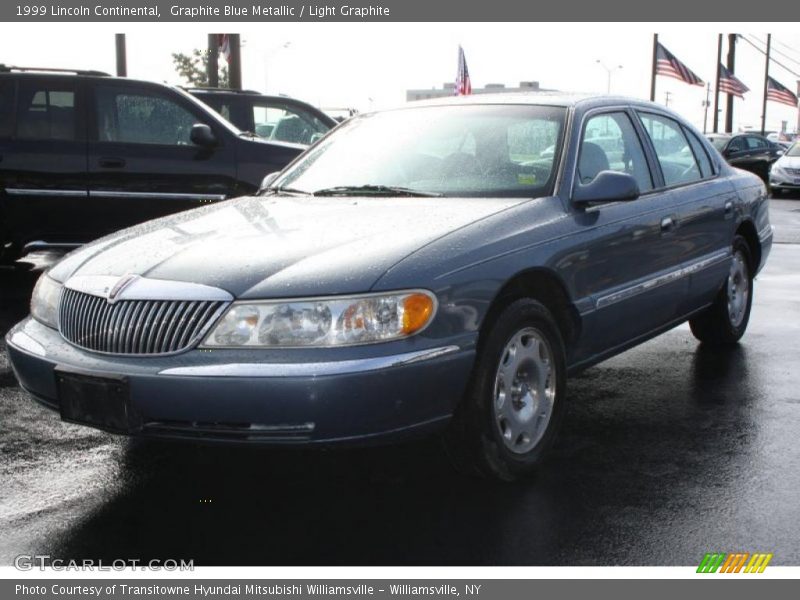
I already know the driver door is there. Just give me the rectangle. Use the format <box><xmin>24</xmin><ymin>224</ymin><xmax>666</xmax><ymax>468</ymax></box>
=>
<box><xmin>568</xmin><ymin>109</ymin><xmax>688</xmax><ymax>356</ymax></box>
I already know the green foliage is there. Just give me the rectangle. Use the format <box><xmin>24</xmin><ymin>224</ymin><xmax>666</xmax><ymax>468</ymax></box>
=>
<box><xmin>171</xmin><ymin>48</ymin><xmax>229</xmax><ymax>87</ymax></box>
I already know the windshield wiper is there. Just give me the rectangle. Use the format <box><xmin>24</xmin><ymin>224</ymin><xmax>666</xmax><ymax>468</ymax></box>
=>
<box><xmin>261</xmin><ymin>186</ymin><xmax>311</xmax><ymax>196</ymax></box>
<box><xmin>312</xmin><ymin>185</ymin><xmax>442</xmax><ymax>197</ymax></box>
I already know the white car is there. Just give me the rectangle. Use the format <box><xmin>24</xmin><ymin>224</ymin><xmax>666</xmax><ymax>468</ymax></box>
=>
<box><xmin>770</xmin><ymin>142</ymin><xmax>800</xmax><ymax>195</ymax></box>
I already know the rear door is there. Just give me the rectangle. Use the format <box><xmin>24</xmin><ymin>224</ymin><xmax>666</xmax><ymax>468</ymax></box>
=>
<box><xmin>0</xmin><ymin>76</ymin><xmax>89</xmax><ymax>251</ymax></box>
<box><xmin>87</xmin><ymin>81</ymin><xmax>238</xmax><ymax>235</ymax></box>
<box><xmin>636</xmin><ymin>112</ymin><xmax>733</xmax><ymax>314</ymax></box>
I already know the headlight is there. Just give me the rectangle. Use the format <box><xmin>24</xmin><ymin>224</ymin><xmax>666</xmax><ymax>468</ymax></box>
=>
<box><xmin>30</xmin><ymin>274</ymin><xmax>63</xmax><ymax>328</ymax></box>
<box><xmin>203</xmin><ymin>290</ymin><xmax>437</xmax><ymax>348</ymax></box>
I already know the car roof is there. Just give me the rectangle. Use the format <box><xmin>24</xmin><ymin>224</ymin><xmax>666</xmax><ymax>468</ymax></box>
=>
<box><xmin>405</xmin><ymin>92</ymin><xmax>669</xmax><ymax>111</ymax></box>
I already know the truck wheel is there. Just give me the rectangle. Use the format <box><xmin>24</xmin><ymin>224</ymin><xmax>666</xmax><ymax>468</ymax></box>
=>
<box><xmin>689</xmin><ymin>236</ymin><xmax>753</xmax><ymax>345</ymax></box>
<box><xmin>444</xmin><ymin>298</ymin><xmax>567</xmax><ymax>481</ymax></box>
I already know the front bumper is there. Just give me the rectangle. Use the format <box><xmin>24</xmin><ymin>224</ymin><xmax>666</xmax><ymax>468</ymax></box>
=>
<box><xmin>6</xmin><ymin>318</ymin><xmax>476</xmax><ymax>444</ymax></box>
<box><xmin>769</xmin><ymin>172</ymin><xmax>800</xmax><ymax>189</ymax></box>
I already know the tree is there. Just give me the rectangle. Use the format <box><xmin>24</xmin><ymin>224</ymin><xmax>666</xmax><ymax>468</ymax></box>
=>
<box><xmin>171</xmin><ymin>48</ymin><xmax>229</xmax><ymax>87</ymax></box>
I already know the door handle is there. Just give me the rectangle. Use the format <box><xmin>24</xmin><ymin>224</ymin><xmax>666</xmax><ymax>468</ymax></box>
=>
<box><xmin>98</xmin><ymin>157</ymin><xmax>126</xmax><ymax>168</ymax></box>
<box><xmin>660</xmin><ymin>216</ymin><xmax>676</xmax><ymax>232</ymax></box>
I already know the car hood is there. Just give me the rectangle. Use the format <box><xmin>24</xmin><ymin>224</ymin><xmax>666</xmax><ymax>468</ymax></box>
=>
<box><xmin>50</xmin><ymin>195</ymin><xmax>521</xmax><ymax>298</ymax></box>
<box><xmin>776</xmin><ymin>155</ymin><xmax>800</xmax><ymax>169</ymax></box>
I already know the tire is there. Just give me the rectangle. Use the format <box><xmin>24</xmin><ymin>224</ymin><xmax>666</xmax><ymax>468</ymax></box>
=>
<box><xmin>689</xmin><ymin>235</ymin><xmax>754</xmax><ymax>345</ymax></box>
<box><xmin>444</xmin><ymin>298</ymin><xmax>567</xmax><ymax>481</ymax></box>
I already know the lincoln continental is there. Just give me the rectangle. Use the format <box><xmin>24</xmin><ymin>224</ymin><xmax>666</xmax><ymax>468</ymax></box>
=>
<box><xmin>6</xmin><ymin>94</ymin><xmax>772</xmax><ymax>480</ymax></box>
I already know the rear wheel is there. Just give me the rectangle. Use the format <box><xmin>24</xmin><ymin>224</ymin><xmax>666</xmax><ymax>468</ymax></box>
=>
<box><xmin>689</xmin><ymin>235</ymin><xmax>753</xmax><ymax>345</ymax></box>
<box><xmin>444</xmin><ymin>298</ymin><xmax>567</xmax><ymax>481</ymax></box>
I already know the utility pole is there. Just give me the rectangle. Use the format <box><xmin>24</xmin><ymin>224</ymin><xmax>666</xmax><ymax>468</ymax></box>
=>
<box><xmin>761</xmin><ymin>33</ymin><xmax>771</xmax><ymax>136</ymax></box>
<box><xmin>207</xmin><ymin>34</ymin><xmax>219</xmax><ymax>87</ymax></box>
<box><xmin>703</xmin><ymin>82</ymin><xmax>712</xmax><ymax>134</ymax></box>
<box><xmin>665</xmin><ymin>91</ymin><xmax>672</xmax><ymax>107</ymax></box>
<box><xmin>725</xmin><ymin>33</ymin><xmax>737</xmax><ymax>133</ymax></box>
<box><xmin>650</xmin><ymin>34</ymin><xmax>659</xmax><ymax>102</ymax></box>
<box><xmin>596</xmin><ymin>60</ymin><xmax>623</xmax><ymax>94</ymax></box>
<box><xmin>713</xmin><ymin>34</ymin><xmax>722</xmax><ymax>133</ymax></box>
<box><xmin>228</xmin><ymin>33</ymin><xmax>242</xmax><ymax>90</ymax></box>
<box><xmin>114</xmin><ymin>34</ymin><xmax>127</xmax><ymax>77</ymax></box>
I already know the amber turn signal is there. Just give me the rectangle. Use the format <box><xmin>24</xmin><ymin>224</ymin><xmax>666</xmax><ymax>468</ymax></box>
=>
<box><xmin>401</xmin><ymin>293</ymin><xmax>435</xmax><ymax>335</ymax></box>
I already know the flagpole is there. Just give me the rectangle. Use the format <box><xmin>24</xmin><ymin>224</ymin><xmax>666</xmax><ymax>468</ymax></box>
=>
<box><xmin>207</xmin><ymin>34</ymin><xmax>219</xmax><ymax>87</ymax></box>
<box><xmin>761</xmin><ymin>33</ymin><xmax>771</xmax><ymax>136</ymax></box>
<box><xmin>650</xmin><ymin>34</ymin><xmax>658</xmax><ymax>102</ymax></box>
<box><xmin>713</xmin><ymin>34</ymin><xmax>722</xmax><ymax>133</ymax></box>
<box><xmin>726</xmin><ymin>34</ymin><xmax>737</xmax><ymax>133</ymax></box>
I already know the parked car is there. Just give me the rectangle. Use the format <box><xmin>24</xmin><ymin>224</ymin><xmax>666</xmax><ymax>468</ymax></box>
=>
<box><xmin>0</xmin><ymin>66</ymin><xmax>306</xmax><ymax>263</ymax></box>
<box><xmin>187</xmin><ymin>87</ymin><xmax>336</xmax><ymax>145</ymax></box>
<box><xmin>707</xmin><ymin>132</ymin><xmax>783</xmax><ymax>182</ymax></box>
<box><xmin>7</xmin><ymin>94</ymin><xmax>772</xmax><ymax>481</ymax></box>
<box><xmin>769</xmin><ymin>141</ymin><xmax>800</xmax><ymax>195</ymax></box>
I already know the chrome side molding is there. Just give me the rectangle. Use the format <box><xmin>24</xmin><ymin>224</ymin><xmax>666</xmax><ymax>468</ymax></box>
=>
<box><xmin>595</xmin><ymin>249</ymin><xmax>731</xmax><ymax>310</ymax></box>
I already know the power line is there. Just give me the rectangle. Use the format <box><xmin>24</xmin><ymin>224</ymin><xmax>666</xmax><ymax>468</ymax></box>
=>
<box><xmin>739</xmin><ymin>34</ymin><xmax>800</xmax><ymax>79</ymax></box>
<box><xmin>750</xmin><ymin>34</ymin><xmax>800</xmax><ymax>70</ymax></box>
<box><xmin>772</xmin><ymin>36</ymin><xmax>800</xmax><ymax>60</ymax></box>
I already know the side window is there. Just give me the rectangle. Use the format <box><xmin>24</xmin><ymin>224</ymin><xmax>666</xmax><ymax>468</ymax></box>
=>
<box><xmin>684</xmin><ymin>128</ymin><xmax>714</xmax><ymax>178</ymax></box>
<box><xmin>0</xmin><ymin>80</ymin><xmax>14</xmax><ymax>138</ymax></box>
<box><xmin>639</xmin><ymin>113</ymin><xmax>702</xmax><ymax>186</ymax></box>
<box><xmin>253</xmin><ymin>104</ymin><xmax>329</xmax><ymax>145</ymax></box>
<box><xmin>95</xmin><ymin>87</ymin><xmax>199</xmax><ymax>145</ymax></box>
<box><xmin>16</xmin><ymin>81</ymin><xmax>76</xmax><ymax>141</ymax></box>
<box><xmin>578</xmin><ymin>112</ymin><xmax>653</xmax><ymax>192</ymax></box>
<box><xmin>746</xmin><ymin>136</ymin><xmax>767</xmax><ymax>150</ymax></box>
<box><xmin>728</xmin><ymin>137</ymin><xmax>745</xmax><ymax>153</ymax></box>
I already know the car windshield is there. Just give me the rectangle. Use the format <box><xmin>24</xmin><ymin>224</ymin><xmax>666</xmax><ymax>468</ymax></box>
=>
<box><xmin>787</xmin><ymin>142</ymin><xmax>800</xmax><ymax>157</ymax></box>
<box><xmin>708</xmin><ymin>136</ymin><xmax>729</xmax><ymax>151</ymax></box>
<box><xmin>270</xmin><ymin>104</ymin><xmax>566</xmax><ymax>197</ymax></box>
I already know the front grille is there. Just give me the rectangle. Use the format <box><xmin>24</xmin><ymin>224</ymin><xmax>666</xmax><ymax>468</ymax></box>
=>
<box><xmin>786</xmin><ymin>168</ymin><xmax>800</xmax><ymax>176</ymax></box>
<box><xmin>59</xmin><ymin>289</ymin><xmax>225</xmax><ymax>355</ymax></box>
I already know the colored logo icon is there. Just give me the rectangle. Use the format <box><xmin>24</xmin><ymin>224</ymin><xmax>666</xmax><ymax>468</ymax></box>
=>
<box><xmin>697</xmin><ymin>553</ymin><xmax>773</xmax><ymax>573</ymax></box>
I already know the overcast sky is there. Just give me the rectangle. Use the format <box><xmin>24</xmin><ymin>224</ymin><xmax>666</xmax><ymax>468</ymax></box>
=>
<box><xmin>2</xmin><ymin>22</ymin><xmax>799</xmax><ymax>132</ymax></box>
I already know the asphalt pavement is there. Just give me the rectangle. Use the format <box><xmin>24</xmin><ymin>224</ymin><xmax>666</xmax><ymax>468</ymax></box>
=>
<box><xmin>1</xmin><ymin>195</ymin><xmax>799</xmax><ymax>566</ymax></box>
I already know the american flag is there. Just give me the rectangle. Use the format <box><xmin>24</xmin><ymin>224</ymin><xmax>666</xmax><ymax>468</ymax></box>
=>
<box><xmin>766</xmin><ymin>76</ymin><xmax>799</xmax><ymax>108</ymax></box>
<box><xmin>656</xmin><ymin>43</ymin><xmax>704</xmax><ymax>87</ymax></box>
<box><xmin>455</xmin><ymin>46</ymin><xmax>472</xmax><ymax>96</ymax></box>
<box><xmin>718</xmin><ymin>64</ymin><xmax>749</xmax><ymax>99</ymax></box>
<box><xmin>218</xmin><ymin>34</ymin><xmax>231</xmax><ymax>65</ymax></box>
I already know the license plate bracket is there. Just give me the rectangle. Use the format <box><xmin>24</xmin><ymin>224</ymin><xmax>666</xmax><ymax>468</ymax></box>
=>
<box><xmin>55</xmin><ymin>367</ymin><xmax>139</xmax><ymax>433</ymax></box>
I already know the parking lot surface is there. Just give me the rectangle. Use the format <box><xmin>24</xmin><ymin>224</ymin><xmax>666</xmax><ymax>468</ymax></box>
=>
<box><xmin>1</xmin><ymin>196</ymin><xmax>799</xmax><ymax>566</ymax></box>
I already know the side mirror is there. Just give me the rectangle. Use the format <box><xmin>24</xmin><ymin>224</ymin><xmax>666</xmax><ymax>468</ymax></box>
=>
<box><xmin>573</xmin><ymin>171</ymin><xmax>640</xmax><ymax>205</ymax></box>
<box><xmin>190</xmin><ymin>123</ymin><xmax>218</xmax><ymax>147</ymax></box>
<box><xmin>258</xmin><ymin>172</ymin><xmax>280</xmax><ymax>193</ymax></box>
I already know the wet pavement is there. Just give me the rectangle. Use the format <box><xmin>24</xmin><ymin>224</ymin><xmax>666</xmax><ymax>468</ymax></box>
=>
<box><xmin>1</xmin><ymin>197</ymin><xmax>799</xmax><ymax>566</ymax></box>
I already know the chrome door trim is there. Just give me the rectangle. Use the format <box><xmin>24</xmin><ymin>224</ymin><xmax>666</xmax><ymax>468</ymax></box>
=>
<box><xmin>65</xmin><ymin>274</ymin><xmax>234</xmax><ymax>302</ymax></box>
<box><xmin>158</xmin><ymin>345</ymin><xmax>461</xmax><ymax>378</ymax></box>
<box><xmin>5</xmin><ymin>188</ymin><xmax>87</xmax><ymax>198</ymax></box>
<box><xmin>595</xmin><ymin>249</ymin><xmax>731</xmax><ymax>309</ymax></box>
<box><xmin>88</xmin><ymin>190</ymin><xmax>226</xmax><ymax>201</ymax></box>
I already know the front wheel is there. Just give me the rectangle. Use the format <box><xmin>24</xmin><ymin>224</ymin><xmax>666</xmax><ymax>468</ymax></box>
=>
<box><xmin>689</xmin><ymin>236</ymin><xmax>754</xmax><ymax>345</ymax></box>
<box><xmin>444</xmin><ymin>298</ymin><xmax>567</xmax><ymax>481</ymax></box>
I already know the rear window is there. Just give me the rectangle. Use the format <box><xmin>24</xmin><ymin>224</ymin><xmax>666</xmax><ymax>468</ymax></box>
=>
<box><xmin>15</xmin><ymin>81</ymin><xmax>76</xmax><ymax>141</ymax></box>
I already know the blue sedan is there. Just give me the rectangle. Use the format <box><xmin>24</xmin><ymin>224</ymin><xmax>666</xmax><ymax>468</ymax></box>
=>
<box><xmin>6</xmin><ymin>94</ymin><xmax>772</xmax><ymax>480</ymax></box>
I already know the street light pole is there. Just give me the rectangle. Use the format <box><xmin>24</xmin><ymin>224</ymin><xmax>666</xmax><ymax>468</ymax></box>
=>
<box><xmin>596</xmin><ymin>60</ymin><xmax>623</xmax><ymax>94</ymax></box>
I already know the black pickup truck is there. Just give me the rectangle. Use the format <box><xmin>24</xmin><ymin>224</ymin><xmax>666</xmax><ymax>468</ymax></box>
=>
<box><xmin>0</xmin><ymin>66</ymin><xmax>305</xmax><ymax>263</ymax></box>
